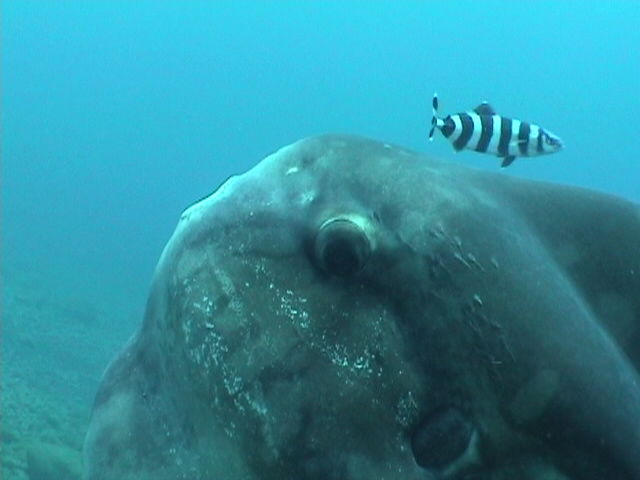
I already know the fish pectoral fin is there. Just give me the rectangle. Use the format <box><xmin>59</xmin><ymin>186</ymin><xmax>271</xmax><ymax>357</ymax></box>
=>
<box><xmin>501</xmin><ymin>156</ymin><xmax>516</xmax><ymax>168</ymax></box>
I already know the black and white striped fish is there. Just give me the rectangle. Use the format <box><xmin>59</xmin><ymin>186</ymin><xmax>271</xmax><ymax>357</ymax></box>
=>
<box><xmin>429</xmin><ymin>93</ymin><xmax>563</xmax><ymax>168</ymax></box>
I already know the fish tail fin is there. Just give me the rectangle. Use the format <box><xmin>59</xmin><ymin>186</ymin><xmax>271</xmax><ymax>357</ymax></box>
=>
<box><xmin>429</xmin><ymin>92</ymin><xmax>443</xmax><ymax>140</ymax></box>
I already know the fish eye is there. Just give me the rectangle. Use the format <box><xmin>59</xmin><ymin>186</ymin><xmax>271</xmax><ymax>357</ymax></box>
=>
<box><xmin>314</xmin><ymin>217</ymin><xmax>371</xmax><ymax>277</ymax></box>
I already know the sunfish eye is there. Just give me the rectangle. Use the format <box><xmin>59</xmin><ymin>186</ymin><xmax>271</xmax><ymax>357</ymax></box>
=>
<box><xmin>411</xmin><ymin>406</ymin><xmax>474</xmax><ymax>469</ymax></box>
<box><xmin>314</xmin><ymin>217</ymin><xmax>371</xmax><ymax>277</ymax></box>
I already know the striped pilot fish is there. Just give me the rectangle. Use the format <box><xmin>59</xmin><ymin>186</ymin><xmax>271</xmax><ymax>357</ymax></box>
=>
<box><xmin>429</xmin><ymin>93</ymin><xmax>563</xmax><ymax>168</ymax></box>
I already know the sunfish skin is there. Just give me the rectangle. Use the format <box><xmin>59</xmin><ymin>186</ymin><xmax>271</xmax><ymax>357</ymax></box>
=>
<box><xmin>429</xmin><ymin>93</ymin><xmax>563</xmax><ymax>167</ymax></box>
<box><xmin>83</xmin><ymin>135</ymin><xmax>639</xmax><ymax>480</ymax></box>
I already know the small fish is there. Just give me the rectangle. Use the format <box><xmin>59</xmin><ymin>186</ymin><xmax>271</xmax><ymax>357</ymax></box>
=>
<box><xmin>429</xmin><ymin>93</ymin><xmax>563</xmax><ymax>168</ymax></box>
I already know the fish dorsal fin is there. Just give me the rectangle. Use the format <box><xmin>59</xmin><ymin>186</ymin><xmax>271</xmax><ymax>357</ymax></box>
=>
<box><xmin>473</xmin><ymin>102</ymin><xmax>496</xmax><ymax>115</ymax></box>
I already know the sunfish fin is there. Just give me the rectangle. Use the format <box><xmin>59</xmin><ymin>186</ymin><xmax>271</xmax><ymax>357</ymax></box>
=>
<box><xmin>474</xmin><ymin>102</ymin><xmax>496</xmax><ymax>115</ymax></box>
<box><xmin>501</xmin><ymin>155</ymin><xmax>516</xmax><ymax>168</ymax></box>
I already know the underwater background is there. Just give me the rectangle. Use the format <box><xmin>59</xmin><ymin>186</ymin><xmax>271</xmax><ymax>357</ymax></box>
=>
<box><xmin>2</xmin><ymin>1</ymin><xmax>639</xmax><ymax>478</ymax></box>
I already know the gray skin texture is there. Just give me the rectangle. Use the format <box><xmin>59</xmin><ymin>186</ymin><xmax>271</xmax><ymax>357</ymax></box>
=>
<box><xmin>83</xmin><ymin>135</ymin><xmax>640</xmax><ymax>480</ymax></box>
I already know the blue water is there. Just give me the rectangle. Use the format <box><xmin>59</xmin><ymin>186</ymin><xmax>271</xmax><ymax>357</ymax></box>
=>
<box><xmin>2</xmin><ymin>1</ymin><xmax>639</xmax><ymax>477</ymax></box>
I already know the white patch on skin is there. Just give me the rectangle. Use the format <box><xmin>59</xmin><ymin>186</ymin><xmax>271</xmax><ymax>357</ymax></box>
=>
<box><xmin>285</xmin><ymin>166</ymin><xmax>299</xmax><ymax>175</ymax></box>
<box><xmin>508</xmin><ymin>119</ymin><xmax>522</xmax><ymax>156</ymax></box>
<box><xmin>450</xmin><ymin>115</ymin><xmax>464</xmax><ymax>143</ymax></box>
<box><xmin>486</xmin><ymin>115</ymin><xmax>502</xmax><ymax>156</ymax></box>
<box><xmin>467</xmin><ymin>112</ymin><xmax>483</xmax><ymax>151</ymax></box>
<box><xmin>298</xmin><ymin>190</ymin><xmax>315</xmax><ymax>206</ymax></box>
